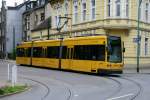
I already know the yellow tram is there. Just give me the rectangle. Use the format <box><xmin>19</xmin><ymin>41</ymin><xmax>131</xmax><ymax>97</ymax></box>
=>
<box><xmin>16</xmin><ymin>35</ymin><xmax>125</xmax><ymax>74</ymax></box>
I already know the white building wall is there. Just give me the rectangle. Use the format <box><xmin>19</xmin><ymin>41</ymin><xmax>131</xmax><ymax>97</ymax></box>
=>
<box><xmin>6</xmin><ymin>5</ymin><xmax>26</xmax><ymax>54</ymax></box>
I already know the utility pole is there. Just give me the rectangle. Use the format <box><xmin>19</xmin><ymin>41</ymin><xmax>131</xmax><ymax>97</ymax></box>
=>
<box><xmin>13</xmin><ymin>26</ymin><xmax>16</xmax><ymax>59</ymax></box>
<box><xmin>47</xmin><ymin>17</ymin><xmax>51</xmax><ymax>40</ymax></box>
<box><xmin>57</xmin><ymin>16</ymin><xmax>71</xmax><ymax>69</ymax></box>
<box><xmin>137</xmin><ymin>0</ymin><xmax>142</xmax><ymax>73</ymax></box>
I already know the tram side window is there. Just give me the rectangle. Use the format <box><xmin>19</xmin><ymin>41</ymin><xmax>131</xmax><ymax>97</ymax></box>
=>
<box><xmin>62</xmin><ymin>46</ymin><xmax>67</xmax><ymax>59</ymax></box>
<box><xmin>94</xmin><ymin>45</ymin><xmax>105</xmax><ymax>61</ymax></box>
<box><xmin>74</xmin><ymin>45</ymin><xmax>105</xmax><ymax>61</ymax></box>
<box><xmin>33</xmin><ymin>47</ymin><xmax>43</xmax><ymax>57</ymax></box>
<box><xmin>27</xmin><ymin>48</ymin><xmax>31</xmax><ymax>57</ymax></box>
<box><xmin>47</xmin><ymin>46</ymin><xmax>59</xmax><ymax>58</ymax></box>
<box><xmin>16</xmin><ymin>48</ymin><xmax>25</xmax><ymax>57</ymax></box>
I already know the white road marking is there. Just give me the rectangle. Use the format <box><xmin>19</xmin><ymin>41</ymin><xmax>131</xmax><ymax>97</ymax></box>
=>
<box><xmin>74</xmin><ymin>94</ymin><xmax>79</xmax><ymax>97</ymax></box>
<box><xmin>107</xmin><ymin>93</ymin><xmax>134</xmax><ymax>100</ymax></box>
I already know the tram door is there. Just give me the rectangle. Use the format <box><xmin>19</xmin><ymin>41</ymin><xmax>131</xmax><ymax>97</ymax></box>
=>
<box><xmin>66</xmin><ymin>47</ymin><xmax>74</xmax><ymax>70</ymax></box>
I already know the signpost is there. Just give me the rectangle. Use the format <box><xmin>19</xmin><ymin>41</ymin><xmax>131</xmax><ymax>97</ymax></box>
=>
<box><xmin>137</xmin><ymin>0</ymin><xmax>142</xmax><ymax>73</ymax></box>
<box><xmin>8</xmin><ymin>64</ymin><xmax>18</xmax><ymax>87</ymax></box>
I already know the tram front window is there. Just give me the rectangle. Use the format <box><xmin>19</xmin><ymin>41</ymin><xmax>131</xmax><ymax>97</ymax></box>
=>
<box><xmin>108</xmin><ymin>36</ymin><xmax>122</xmax><ymax>63</ymax></box>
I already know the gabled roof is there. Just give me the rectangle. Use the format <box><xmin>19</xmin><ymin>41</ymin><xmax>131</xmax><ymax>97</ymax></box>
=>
<box><xmin>7</xmin><ymin>1</ymin><xmax>29</xmax><ymax>10</ymax></box>
<box><xmin>23</xmin><ymin>4</ymin><xmax>45</xmax><ymax>15</ymax></box>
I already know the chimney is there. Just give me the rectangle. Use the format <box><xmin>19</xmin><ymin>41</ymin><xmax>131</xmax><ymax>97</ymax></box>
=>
<box><xmin>15</xmin><ymin>2</ymin><xmax>17</xmax><ymax>6</ymax></box>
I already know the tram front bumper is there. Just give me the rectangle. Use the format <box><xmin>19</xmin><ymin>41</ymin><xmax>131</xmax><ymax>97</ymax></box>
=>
<box><xmin>98</xmin><ymin>69</ymin><xmax>123</xmax><ymax>74</ymax></box>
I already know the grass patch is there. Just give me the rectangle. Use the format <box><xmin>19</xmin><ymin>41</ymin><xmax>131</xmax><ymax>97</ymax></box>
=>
<box><xmin>0</xmin><ymin>85</ymin><xmax>27</xmax><ymax>96</ymax></box>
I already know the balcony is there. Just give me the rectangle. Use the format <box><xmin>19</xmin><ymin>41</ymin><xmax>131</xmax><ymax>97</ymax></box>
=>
<box><xmin>103</xmin><ymin>18</ymin><xmax>131</xmax><ymax>30</ymax></box>
<box><xmin>71</xmin><ymin>18</ymin><xmax>150</xmax><ymax>32</ymax></box>
<box><xmin>103</xmin><ymin>18</ymin><xmax>150</xmax><ymax>31</ymax></box>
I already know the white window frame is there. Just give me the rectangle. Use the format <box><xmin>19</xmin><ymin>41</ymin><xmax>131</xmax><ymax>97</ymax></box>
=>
<box><xmin>26</xmin><ymin>15</ymin><xmax>30</xmax><ymax>30</ymax></box>
<box><xmin>115</xmin><ymin>0</ymin><xmax>121</xmax><ymax>17</ymax></box>
<box><xmin>90</xmin><ymin>0</ymin><xmax>96</xmax><ymax>20</ymax></box>
<box><xmin>145</xmin><ymin>38</ymin><xmax>148</xmax><ymax>55</ymax></box>
<box><xmin>145</xmin><ymin>3</ymin><xmax>149</xmax><ymax>22</ymax></box>
<box><xmin>125</xmin><ymin>0</ymin><xmax>129</xmax><ymax>18</ymax></box>
<box><xmin>107</xmin><ymin>0</ymin><xmax>111</xmax><ymax>17</ymax></box>
<box><xmin>81</xmin><ymin>0</ymin><xmax>86</xmax><ymax>21</ymax></box>
<box><xmin>73</xmin><ymin>0</ymin><xmax>78</xmax><ymax>24</ymax></box>
<box><xmin>55</xmin><ymin>16</ymin><xmax>58</xmax><ymax>27</ymax></box>
<box><xmin>64</xmin><ymin>1</ymin><xmax>69</xmax><ymax>31</ymax></box>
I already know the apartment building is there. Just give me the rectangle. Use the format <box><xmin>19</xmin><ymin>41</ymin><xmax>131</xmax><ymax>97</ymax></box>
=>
<box><xmin>0</xmin><ymin>0</ymin><xmax>29</xmax><ymax>58</ymax></box>
<box><xmin>31</xmin><ymin>0</ymin><xmax>150</xmax><ymax>67</ymax></box>
<box><xmin>22</xmin><ymin>0</ymin><xmax>49</xmax><ymax>41</ymax></box>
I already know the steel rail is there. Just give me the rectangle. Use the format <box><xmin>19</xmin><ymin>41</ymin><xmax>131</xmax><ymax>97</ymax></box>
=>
<box><xmin>22</xmin><ymin>77</ymin><xmax>51</xmax><ymax>100</ymax></box>
<box><xmin>120</xmin><ymin>77</ymin><xmax>143</xmax><ymax>100</ymax></box>
<box><xmin>104</xmin><ymin>76</ymin><xmax>122</xmax><ymax>99</ymax></box>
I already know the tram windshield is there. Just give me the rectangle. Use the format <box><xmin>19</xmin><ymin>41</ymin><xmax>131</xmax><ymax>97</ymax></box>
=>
<box><xmin>108</xmin><ymin>36</ymin><xmax>122</xmax><ymax>63</ymax></box>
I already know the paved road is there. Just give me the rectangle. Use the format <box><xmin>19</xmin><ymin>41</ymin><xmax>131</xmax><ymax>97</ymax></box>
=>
<box><xmin>0</xmin><ymin>61</ymin><xmax>150</xmax><ymax>100</ymax></box>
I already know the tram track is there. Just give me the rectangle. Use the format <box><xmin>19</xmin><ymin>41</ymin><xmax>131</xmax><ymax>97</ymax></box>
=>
<box><xmin>0</xmin><ymin>60</ymin><xmax>143</xmax><ymax>100</ymax></box>
<box><xmin>22</xmin><ymin>76</ymin><xmax>73</xmax><ymax>100</ymax></box>
<box><xmin>104</xmin><ymin>76</ymin><xmax>122</xmax><ymax>99</ymax></box>
<box><xmin>105</xmin><ymin>75</ymin><xmax>142</xmax><ymax>100</ymax></box>
<box><xmin>120</xmin><ymin>77</ymin><xmax>143</xmax><ymax>100</ymax></box>
<box><xmin>22</xmin><ymin>77</ymin><xmax>51</xmax><ymax>100</ymax></box>
<box><xmin>0</xmin><ymin>60</ymin><xmax>73</xmax><ymax>100</ymax></box>
<box><xmin>22</xmin><ymin>76</ymin><xmax>74</xmax><ymax>100</ymax></box>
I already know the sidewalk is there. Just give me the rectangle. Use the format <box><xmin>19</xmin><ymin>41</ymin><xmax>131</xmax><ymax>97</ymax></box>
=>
<box><xmin>123</xmin><ymin>64</ymin><xmax>150</xmax><ymax>74</ymax></box>
<box><xmin>0</xmin><ymin>59</ymin><xmax>16</xmax><ymax>64</ymax></box>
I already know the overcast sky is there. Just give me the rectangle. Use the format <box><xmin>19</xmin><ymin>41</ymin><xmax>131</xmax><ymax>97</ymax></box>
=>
<box><xmin>0</xmin><ymin>0</ymin><xmax>24</xmax><ymax>7</ymax></box>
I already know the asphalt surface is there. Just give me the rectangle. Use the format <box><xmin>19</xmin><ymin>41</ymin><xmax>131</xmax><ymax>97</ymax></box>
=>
<box><xmin>0</xmin><ymin>61</ymin><xmax>150</xmax><ymax>100</ymax></box>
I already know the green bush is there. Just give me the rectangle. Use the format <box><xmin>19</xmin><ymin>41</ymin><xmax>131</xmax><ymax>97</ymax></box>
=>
<box><xmin>0</xmin><ymin>85</ymin><xmax>27</xmax><ymax>95</ymax></box>
<box><xmin>0</xmin><ymin>89</ymin><xmax>4</xmax><ymax>95</ymax></box>
<box><xmin>8</xmin><ymin>49</ymin><xmax>16</xmax><ymax>60</ymax></box>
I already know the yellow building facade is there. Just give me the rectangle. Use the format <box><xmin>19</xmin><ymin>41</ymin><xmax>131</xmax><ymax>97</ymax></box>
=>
<box><xmin>31</xmin><ymin>0</ymin><xmax>150</xmax><ymax>67</ymax></box>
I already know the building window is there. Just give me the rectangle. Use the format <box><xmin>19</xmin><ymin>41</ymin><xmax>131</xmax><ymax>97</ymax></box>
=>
<box><xmin>55</xmin><ymin>16</ymin><xmax>58</xmax><ymax>27</ymax></box>
<box><xmin>37</xmin><ymin>0</ymin><xmax>45</xmax><ymax>6</ymax></box>
<box><xmin>126</xmin><ymin>0</ymin><xmax>129</xmax><ymax>17</ymax></box>
<box><xmin>82</xmin><ymin>1</ymin><xmax>86</xmax><ymax>21</ymax></box>
<box><xmin>145</xmin><ymin>3</ymin><xmax>149</xmax><ymax>22</ymax></box>
<box><xmin>107</xmin><ymin>0</ymin><xmax>111</xmax><ymax>17</ymax></box>
<box><xmin>41</xmin><ymin>0</ymin><xmax>45</xmax><ymax>5</ymax></box>
<box><xmin>40</xmin><ymin>13</ymin><xmax>45</xmax><ymax>21</ymax></box>
<box><xmin>145</xmin><ymin>38</ymin><xmax>148</xmax><ymax>55</ymax></box>
<box><xmin>55</xmin><ymin>15</ymin><xmax>61</xmax><ymax>27</ymax></box>
<box><xmin>116</xmin><ymin>0</ymin><xmax>121</xmax><ymax>17</ymax></box>
<box><xmin>91</xmin><ymin>0</ymin><xmax>95</xmax><ymax>20</ymax></box>
<box><xmin>73</xmin><ymin>0</ymin><xmax>78</xmax><ymax>23</ymax></box>
<box><xmin>26</xmin><ymin>15</ymin><xmax>30</xmax><ymax>30</ymax></box>
<box><xmin>35</xmin><ymin>15</ymin><xmax>38</xmax><ymax>23</ymax></box>
<box><xmin>64</xmin><ymin>2</ymin><xmax>69</xmax><ymax>30</ymax></box>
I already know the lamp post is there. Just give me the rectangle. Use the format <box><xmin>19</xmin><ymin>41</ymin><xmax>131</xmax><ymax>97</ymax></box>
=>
<box><xmin>57</xmin><ymin>16</ymin><xmax>71</xmax><ymax>69</ymax></box>
<box><xmin>137</xmin><ymin>0</ymin><xmax>142</xmax><ymax>73</ymax></box>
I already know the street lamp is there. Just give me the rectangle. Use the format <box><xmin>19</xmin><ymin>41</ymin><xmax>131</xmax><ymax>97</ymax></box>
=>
<box><xmin>57</xmin><ymin>16</ymin><xmax>71</xmax><ymax>69</ymax></box>
<box><xmin>137</xmin><ymin>0</ymin><xmax>142</xmax><ymax>73</ymax></box>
